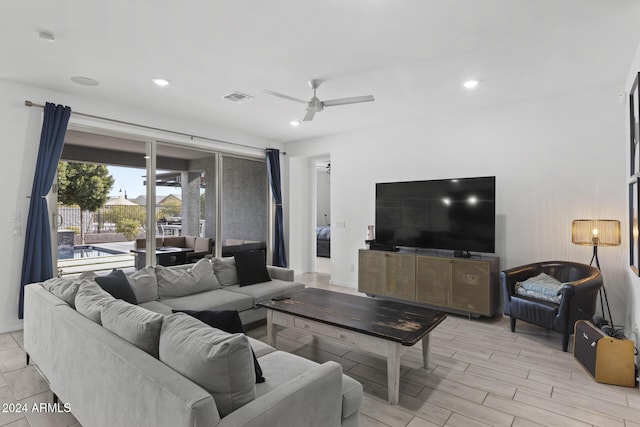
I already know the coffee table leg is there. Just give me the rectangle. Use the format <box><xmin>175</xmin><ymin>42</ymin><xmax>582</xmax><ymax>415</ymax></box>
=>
<box><xmin>387</xmin><ymin>342</ymin><xmax>401</xmax><ymax>405</ymax></box>
<box><xmin>421</xmin><ymin>334</ymin><xmax>431</xmax><ymax>369</ymax></box>
<box><xmin>266</xmin><ymin>310</ymin><xmax>277</xmax><ymax>347</ymax></box>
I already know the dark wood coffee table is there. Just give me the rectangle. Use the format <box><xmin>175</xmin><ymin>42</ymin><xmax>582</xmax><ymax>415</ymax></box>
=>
<box><xmin>258</xmin><ymin>288</ymin><xmax>446</xmax><ymax>404</ymax></box>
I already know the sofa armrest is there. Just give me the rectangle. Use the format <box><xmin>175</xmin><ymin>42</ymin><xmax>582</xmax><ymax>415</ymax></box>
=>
<box><xmin>218</xmin><ymin>361</ymin><xmax>343</xmax><ymax>427</ymax></box>
<box><xmin>267</xmin><ymin>266</ymin><xmax>294</xmax><ymax>282</ymax></box>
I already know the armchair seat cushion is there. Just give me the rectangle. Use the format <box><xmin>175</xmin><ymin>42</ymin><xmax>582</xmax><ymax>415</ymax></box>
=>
<box><xmin>514</xmin><ymin>273</ymin><xmax>563</xmax><ymax>303</ymax></box>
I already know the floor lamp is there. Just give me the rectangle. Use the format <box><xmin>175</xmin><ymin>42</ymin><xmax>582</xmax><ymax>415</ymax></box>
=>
<box><xmin>571</xmin><ymin>219</ymin><xmax>621</xmax><ymax>327</ymax></box>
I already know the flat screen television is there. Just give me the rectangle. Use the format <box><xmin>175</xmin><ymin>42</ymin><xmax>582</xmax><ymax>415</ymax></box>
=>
<box><xmin>375</xmin><ymin>176</ymin><xmax>496</xmax><ymax>254</ymax></box>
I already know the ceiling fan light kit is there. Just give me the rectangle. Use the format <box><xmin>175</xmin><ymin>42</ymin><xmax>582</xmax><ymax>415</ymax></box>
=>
<box><xmin>267</xmin><ymin>79</ymin><xmax>374</xmax><ymax>122</ymax></box>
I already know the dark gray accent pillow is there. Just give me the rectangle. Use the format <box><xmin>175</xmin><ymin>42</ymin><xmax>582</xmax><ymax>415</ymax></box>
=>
<box><xmin>234</xmin><ymin>250</ymin><xmax>271</xmax><ymax>287</ymax></box>
<box><xmin>95</xmin><ymin>269</ymin><xmax>138</xmax><ymax>304</ymax></box>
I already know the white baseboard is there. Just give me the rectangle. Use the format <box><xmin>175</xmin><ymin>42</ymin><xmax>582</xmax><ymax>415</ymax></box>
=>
<box><xmin>0</xmin><ymin>320</ymin><xmax>24</xmax><ymax>334</ymax></box>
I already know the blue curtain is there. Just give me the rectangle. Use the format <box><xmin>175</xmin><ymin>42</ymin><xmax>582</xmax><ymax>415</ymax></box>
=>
<box><xmin>19</xmin><ymin>102</ymin><xmax>71</xmax><ymax>318</ymax></box>
<box><xmin>266</xmin><ymin>149</ymin><xmax>287</xmax><ymax>267</ymax></box>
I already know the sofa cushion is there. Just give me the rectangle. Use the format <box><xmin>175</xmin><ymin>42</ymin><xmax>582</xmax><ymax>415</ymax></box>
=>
<box><xmin>159</xmin><ymin>288</ymin><xmax>254</xmax><ymax>312</ymax></box>
<box><xmin>95</xmin><ymin>269</ymin><xmax>138</xmax><ymax>304</ymax></box>
<box><xmin>174</xmin><ymin>309</ymin><xmax>265</xmax><ymax>383</ymax></box>
<box><xmin>255</xmin><ymin>350</ymin><xmax>361</xmax><ymax>418</ymax></box>
<box><xmin>102</xmin><ymin>300</ymin><xmax>164</xmax><ymax>358</ymax></box>
<box><xmin>138</xmin><ymin>300</ymin><xmax>174</xmax><ymax>315</ymax></box>
<box><xmin>225</xmin><ymin>279</ymin><xmax>305</xmax><ymax>306</ymax></box>
<box><xmin>234</xmin><ymin>250</ymin><xmax>271</xmax><ymax>287</ymax></box>
<box><xmin>515</xmin><ymin>273</ymin><xmax>563</xmax><ymax>303</ymax></box>
<box><xmin>212</xmin><ymin>257</ymin><xmax>238</xmax><ymax>287</ymax></box>
<box><xmin>159</xmin><ymin>313</ymin><xmax>255</xmax><ymax>417</ymax></box>
<box><xmin>162</xmin><ymin>236</ymin><xmax>185</xmax><ymax>248</ymax></box>
<box><xmin>156</xmin><ymin>259</ymin><xmax>219</xmax><ymax>298</ymax></box>
<box><xmin>127</xmin><ymin>266</ymin><xmax>158</xmax><ymax>303</ymax></box>
<box><xmin>184</xmin><ymin>236</ymin><xmax>196</xmax><ymax>249</ymax></box>
<box><xmin>75</xmin><ymin>281</ymin><xmax>115</xmax><ymax>324</ymax></box>
<box><xmin>194</xmin><ymin>237</ymin><xmax>211</xmax><ymax>253</ymax></box>
<box><xmin>42</xmin><ymin>277</ymin><xmax>85</xmax><ymax>307</ymax></box>
<box><xmin>247</xmin><ymin>336</ymin><xmax>275</xmax><ymax>358</ymax></box>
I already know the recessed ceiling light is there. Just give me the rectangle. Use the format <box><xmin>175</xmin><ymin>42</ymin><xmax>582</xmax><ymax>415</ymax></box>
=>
<box><xmin>290</xmin><ymin>121</ymin><xmax>300</xmax><ymax>127</ymax></box>
<box><xmin>152</xmin><ymin>78</ymin><xmax>170</xmax><ymax>87</ymax></box>
<box><xmin>38</xmin><ymin>31</ymin><xmax>55</xmax><ymax>42</ymax></box>
<box><xmin>70</xmin><ymin>76</ymin><xmax>99</xmax><ymax>86</ymax></box>
<box><xmin>463</xmin><ymin>80</ymin><xmax>479</xmax><ymax>89</ymax></box>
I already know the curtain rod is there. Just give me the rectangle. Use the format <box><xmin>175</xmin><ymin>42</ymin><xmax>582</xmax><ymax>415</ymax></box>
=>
<box><xmin>24</xmin><ymin>100</ymin><xmax>270</xmax><ymax>153</ymax></box>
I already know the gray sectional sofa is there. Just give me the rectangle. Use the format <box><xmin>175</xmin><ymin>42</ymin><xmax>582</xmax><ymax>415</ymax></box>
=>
<box><xmin>23</xmin><ymin>258</ymin><xmax>363</xmax><ymax>427</ymax></box>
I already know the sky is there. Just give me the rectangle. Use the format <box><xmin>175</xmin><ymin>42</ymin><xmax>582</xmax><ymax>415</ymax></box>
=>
<box><xmin>107</xmin><ymin>165</ymin><xmax>175</xmax><ymax>199</ymax></box>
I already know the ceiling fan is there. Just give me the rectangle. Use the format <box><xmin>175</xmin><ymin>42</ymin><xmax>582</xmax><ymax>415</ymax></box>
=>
<box><xmin>266</xmin><ymin>79</ymin><xmax>374</xmax><ymax>122</ymax></box>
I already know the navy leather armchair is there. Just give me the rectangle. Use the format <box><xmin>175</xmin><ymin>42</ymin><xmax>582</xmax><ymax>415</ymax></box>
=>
<box><xmin>500</xmin><ymin>261</ymin><xmax>602</xmax><ymax>352</ymax></box>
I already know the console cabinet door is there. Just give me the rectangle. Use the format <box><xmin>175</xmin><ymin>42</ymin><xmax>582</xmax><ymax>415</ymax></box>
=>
<box><xmin>358</xmin><ymin>250</ymin><xmax>386</xmax><ymax>295</ymax></box>
<box><xmin>416</xmin><ymin>256</ymin><xmax>452</xmax><ymax>307</ymax></box>
<box><xmin>451</xmin><ymin>260</ymin><xmax>490</xmax><ymax>315</ymax></box>
<box><xmin>385</xmin><ymin>253</ymin><xmax>416</xmax><ymax>299</ymax></box>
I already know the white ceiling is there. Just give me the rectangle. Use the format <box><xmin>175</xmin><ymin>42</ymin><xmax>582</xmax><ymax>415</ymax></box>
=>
<box><xmin>3</xmin><ymin>1</ymin><xmax>640</xmax><ymax>144</ymax></box>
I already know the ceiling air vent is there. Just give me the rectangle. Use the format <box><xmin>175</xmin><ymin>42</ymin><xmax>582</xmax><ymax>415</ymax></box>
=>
<box><xmin>223</xmin><ymin>91</ymin><xmax>254</xmax><ymax>103</ymax></box>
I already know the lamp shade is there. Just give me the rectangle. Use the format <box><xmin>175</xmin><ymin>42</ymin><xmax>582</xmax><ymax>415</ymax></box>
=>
<box><xmin>572</xmin><ymin>219</ymin><xmax>621</xmax><ymax>247</ymax></box>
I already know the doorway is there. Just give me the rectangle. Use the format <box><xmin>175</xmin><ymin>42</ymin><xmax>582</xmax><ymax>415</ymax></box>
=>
<box><xmin>315</xmin><ymin>158</ymin><xmax>331</xmax><ymax>275</ymax></box>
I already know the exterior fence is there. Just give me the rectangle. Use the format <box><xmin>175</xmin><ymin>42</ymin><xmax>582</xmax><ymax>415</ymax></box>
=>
<box><xmin>58</xmin><ymin>204</ymin><xmax>182</xmax><ymax>234</ymax></box>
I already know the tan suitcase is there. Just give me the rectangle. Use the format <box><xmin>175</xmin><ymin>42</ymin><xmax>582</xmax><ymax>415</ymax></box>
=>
<box><xmin>574</xmin><ymin>320</ymin><xmax>635</xmax><ymax>387</ymax></box>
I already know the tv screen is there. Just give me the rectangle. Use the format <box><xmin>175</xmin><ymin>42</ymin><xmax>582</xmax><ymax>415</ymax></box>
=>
<box><xmin>375</xmin><ymin>176</ymin><xmax>495</xmax><ymax>253</ymax></box>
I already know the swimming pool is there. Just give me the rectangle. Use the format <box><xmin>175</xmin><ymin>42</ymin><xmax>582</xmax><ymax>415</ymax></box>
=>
<box><xmin>57</xmin><ymin>245</ymin><xmax>125</xmax><ymax>260</ymax></box>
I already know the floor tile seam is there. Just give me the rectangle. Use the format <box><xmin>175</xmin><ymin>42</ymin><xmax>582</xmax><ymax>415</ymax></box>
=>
<box><xmin>0</xmin><ymin>344</ymin><xmax>21</xmax><ymax>352</ymax></box>
<box><xmin>358</xmin><ymin>412</ymin><xmax>393</xmax><ymax>427</ymax></box>
<box><xmin>512</xmin><ymin>389</ymin><xmax>627</xmax><ymax>426</ymax></box>
<box><xmin>550</xmin><ymin>382</ymin><xmax>632</xmax><ymax>408</ymax></box>
<box><xmin>438</xmin><ymin>369</ymin><xmax>518</xmax><ymax>400</ymax></box>
<box><xmin>483</xmin><ymin>393</ymin><xmax>587</xmax><ymax>427</ymax></box>
<box><xmin>419</xmin><ymin>387</ymin><xmax>515</xmax><ymax>427</ymax></box>
<box><xmin>549</xmin><ymin>385</ymin><xmax>639</xmax><ymax>418</ymax></box>
<box><xmin>488</xmin><ymin>354</ymin><xmax>572</xmax><ymax>378</ymax></box>
<box><xmin>568</xmin><ymin>374</ymin><xmax>638</xmax><ymax>398</ymax></box>
<box><xmin>0</xmin><ymin>364</ymin><xmax>29</xmax><ymax>376</ymax></box>
<box><xmin>450</xmin><ymin>354</ymin><xmax>528</xmax><ymax>379</ymax></box>
<box><xmin>361</xmin><ymin>392</ymin><xmax>416</xmax><ymax>420</ymax></box>
<box><xmin>463</xmin><ymin>366</ymin><xmax>552</xmax><ymax>396</ymax></box>
<box><xmin>514</xmin><ymin>355</ymin><xmax>577</xmax><ymax>372</ymax></box>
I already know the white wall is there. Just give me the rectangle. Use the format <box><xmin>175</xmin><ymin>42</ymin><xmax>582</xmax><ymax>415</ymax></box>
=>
<box><xmin>0</xmin><ymin>79</ymin><xmax>277</xmax><ymax>333</ymax></box>
<box><xmin>285</xmin><ymin>84</ymin><xmax>629</xmax><ymax>325</ymax></box>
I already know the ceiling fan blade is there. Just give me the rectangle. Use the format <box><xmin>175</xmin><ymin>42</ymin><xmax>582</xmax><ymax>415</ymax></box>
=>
<box><xmin>303</xmin><ymin>109</ymin><xmax>316</xmax><ymax>121</ymax></box>
<box><xmin>322</xmin><ymin>95</ymin><xmax>375</xmax><ymax>107</ymax></box>
<box><xmin>264</xmin><ymin>89</ymin><xmax>307</xmax><ymax>104</ymax></box>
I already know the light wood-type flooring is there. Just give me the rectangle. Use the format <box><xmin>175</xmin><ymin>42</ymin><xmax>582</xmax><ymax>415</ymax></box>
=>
<box><xmin>1</xmin><ymin>272</ymin><xmax>639</xmax><ymax>427</ymax></box>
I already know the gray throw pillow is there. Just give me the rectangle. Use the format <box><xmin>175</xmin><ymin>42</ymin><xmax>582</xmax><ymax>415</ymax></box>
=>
<box><xmin>102</xmin><ymin>300</ymin><xmax>164</xmax><ymax>358</ymax></box>
<box><xmin>212</xmin><ymin>257</ymin><xmax>239</xmax><ymax>287</ymax></box>
<box><xmin>127</xmin><ymin>266</ymin><xmax>158</xmax><ymax>303</ymax></box>
<box><xmin>159</xmin><ymin>313</ymin><xmax>255</xmax><ymax>417</ymax></box>
<box><xmin>156</xmin><ymin>259</ymin><xmax>219</xmax><ymax>299</ymax></box>
<box><xmin>43</xmin><ymin>277</ymin><xmax>88</xmax><ymax>307</ymax></box>
<box><xmin>75</xmin><ymin>281</ymin><xmax>115</xmax><ymax>324</ymax></box>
